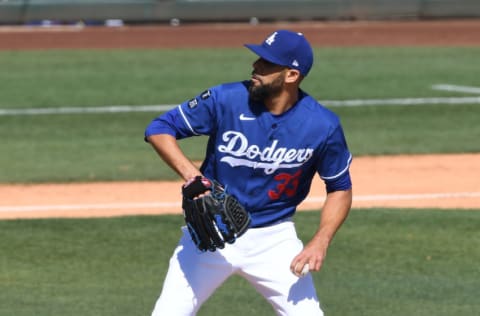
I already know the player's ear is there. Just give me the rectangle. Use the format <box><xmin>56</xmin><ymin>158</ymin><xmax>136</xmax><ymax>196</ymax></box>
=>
<box><xmin>284</xmin><ymin>69</ymin><xmax>301</xmax><ymax>84</ymax></box>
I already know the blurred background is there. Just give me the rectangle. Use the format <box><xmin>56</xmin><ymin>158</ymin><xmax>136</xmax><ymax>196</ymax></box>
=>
<box><xmin>1</xmin><ymin>0</ymin><xmax>480</xmax><ymax>26</ymax></box>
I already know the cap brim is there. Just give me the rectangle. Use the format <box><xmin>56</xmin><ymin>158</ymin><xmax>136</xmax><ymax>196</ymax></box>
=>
<box><xmin>244</xmin><ymin>44</ymin><xmax>286</xmax><ymax>67</ymax></box>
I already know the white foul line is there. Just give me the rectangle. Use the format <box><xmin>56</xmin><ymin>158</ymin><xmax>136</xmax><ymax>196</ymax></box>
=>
<box><xmin>1</xmin><ymin>96</ymin><xmax>480</xmax><ymax>116</ymax></box>
<box><xmin>1</xmin><ymin>192</ymin><xmax>479</xmax><ymax>213</ymax></box>
<box><xmin>305</xmin><ymin>192</ymin><xmax>480</xmax><ymax>203</ymax></box>
<box><xmin>0</xmin><ymin>104</ymin><xmax>176</xmax><ymax>116</ymax></box>
<box><xmin>325</xmin><ymin>96</ymin><xmax>480</xmax><ymax>107</ymax></box>
<box><xmin>432</xmin><ymin>84</ymin><xmax>480</xmax><ymax>95</ymax></box>
<box><xmin>0</xmin><ymin>202</ymin><xmax>181</xmax><ymax>213</ymax></box>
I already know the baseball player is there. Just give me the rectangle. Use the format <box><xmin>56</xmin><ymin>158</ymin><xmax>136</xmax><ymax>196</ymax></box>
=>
<box><xmin>145</xmin><ymin>29</ymin><xmax>353</xmax><ymax>315</ymax></box>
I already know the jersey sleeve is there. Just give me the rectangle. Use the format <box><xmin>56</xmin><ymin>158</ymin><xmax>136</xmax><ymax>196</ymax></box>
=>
<box><xmin>317</xmin><ymin>122</ymin><xmax>353</xmax><ymax>193</ymax></box>
<box><xmin>144</xmin><ymin>87</ymin><xmax>219</xmax><ymax>140</ymax></box>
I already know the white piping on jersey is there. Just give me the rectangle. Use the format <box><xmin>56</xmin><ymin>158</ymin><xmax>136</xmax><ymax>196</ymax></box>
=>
<box><xmin>178</xmin><ymin>105</ymin><xmax>200</xmax><ymax>136</ymax></box>
<box><xmin>320</xmin><ymin>153</ymin><xmax>353</xmax><ymax>180</ymax></box>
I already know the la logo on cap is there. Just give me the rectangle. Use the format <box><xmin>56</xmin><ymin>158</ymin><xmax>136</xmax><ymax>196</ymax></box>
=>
<box><xmin>265</xmin><ymin>32</ymin><xmax>278</xmax><ymax>46</ymax></box>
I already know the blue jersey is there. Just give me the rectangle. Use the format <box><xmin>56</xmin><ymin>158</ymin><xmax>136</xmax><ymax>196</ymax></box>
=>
<box><xmin>145</xmin><ymin>81</ymin><xmax>352</xmax><ymax>227</ymax></box>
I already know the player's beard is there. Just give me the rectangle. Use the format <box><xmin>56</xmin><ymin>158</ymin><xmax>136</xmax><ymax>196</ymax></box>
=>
<box><xmin>248</xmin><ymin>72</ymin><xmax>285</xmax><ymax>103</ymax></box>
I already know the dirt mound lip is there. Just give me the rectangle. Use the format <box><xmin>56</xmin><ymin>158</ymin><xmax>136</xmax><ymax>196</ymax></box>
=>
<box><xmin>1</xmin><ymin>154</ymin><xmax>478</xmax><ymax>220</ymax></box>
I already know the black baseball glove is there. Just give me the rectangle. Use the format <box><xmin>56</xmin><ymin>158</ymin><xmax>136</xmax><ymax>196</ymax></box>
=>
<box><xmin>181</xmin><ymin>176</ymin><xmax>251</xmax><ymax>252</ymax></box>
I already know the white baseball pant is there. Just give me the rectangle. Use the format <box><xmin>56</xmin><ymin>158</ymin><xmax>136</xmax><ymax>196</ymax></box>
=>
<box><xmin>151</xmin><ymin>220</ymin><xmax>324</xmax><ymax>316</ymax></box>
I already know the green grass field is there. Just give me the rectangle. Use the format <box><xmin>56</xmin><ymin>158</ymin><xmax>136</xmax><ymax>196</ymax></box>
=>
<box><xmin>1</xmin><ymin>47</ymin><xmax>479</xmax><ymax>108</ymax></box>
<box><xmin>1</xmin><ymin>46</ymin><xmax>479</xmax><ymax>315</ymax></box>
<box><xmin>0</xmin><ymin>210</ymin><xmax>479</xmax><ymax>316</ymax></box>
<box><xmin>1</xmin><ymin>47</ymin><xmax>479</xmax><ymax>182</ymax></box>
<box><xmin>1</xmin><ymin>103</ymin><xmax>479</xmax><ymax>182</ymax></box>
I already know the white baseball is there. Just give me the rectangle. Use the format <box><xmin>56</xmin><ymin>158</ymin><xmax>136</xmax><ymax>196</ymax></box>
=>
<box><xmin>293</xmin><ymin>263</ymin><xmax>310</xmax><ymax>277</ymax></box>
<box><xmin>300</xmin><ymin>263</ymin><xmax>310</xmax><ymax>277</ymax></box>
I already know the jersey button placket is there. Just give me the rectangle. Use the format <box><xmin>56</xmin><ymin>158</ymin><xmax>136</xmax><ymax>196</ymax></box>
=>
<box><xmin>269</xmin><ymin>123</ymin><xmax>278</xmax><ymax>140</ymax></box>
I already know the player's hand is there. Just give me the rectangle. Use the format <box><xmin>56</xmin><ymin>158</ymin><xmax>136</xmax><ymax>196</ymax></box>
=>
<box><xmin>182</xmin><ymin>176</ymin><xmax>212</xmax><ymax>199</ymax></box>
<box><xmin>290</xmin><ymin>238</ymin><xmax>329</xmax><ymax>277</ymax></box>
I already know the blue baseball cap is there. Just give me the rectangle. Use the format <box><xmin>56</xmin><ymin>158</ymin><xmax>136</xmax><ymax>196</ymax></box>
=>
<box><xmin>245</xmin><ymin>30</ymin><xmax>314</xmax><ymax>76</ymax></box>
